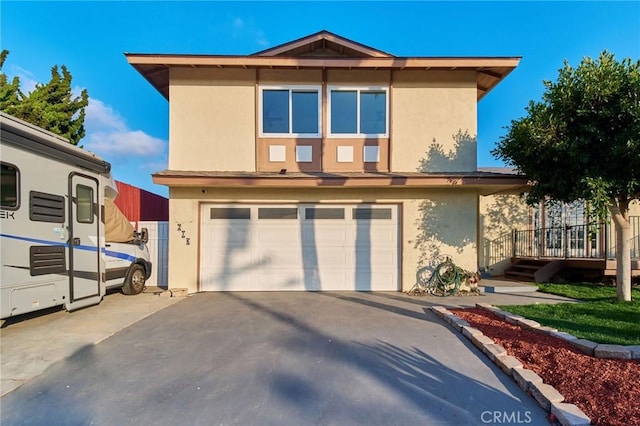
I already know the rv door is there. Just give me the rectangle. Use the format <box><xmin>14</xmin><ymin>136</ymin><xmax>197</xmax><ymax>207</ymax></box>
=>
<box><xmin>66</xmin><ymin>173</ymin><xmax>103</xmax><ymax>310</ymax></box>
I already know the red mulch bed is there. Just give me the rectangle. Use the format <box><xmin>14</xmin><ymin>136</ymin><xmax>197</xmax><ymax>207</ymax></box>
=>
<box><xmin>452</xmin><ymin>308</ymin><xmax>640</xmax><ymax>426</ymax></box>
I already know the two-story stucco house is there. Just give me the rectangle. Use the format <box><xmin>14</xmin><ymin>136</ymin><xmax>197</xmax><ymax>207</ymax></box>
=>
<box><xmin>127</xmin><ymin>31</ymin><xmax>528</xmax><ymax>293</ymax></box>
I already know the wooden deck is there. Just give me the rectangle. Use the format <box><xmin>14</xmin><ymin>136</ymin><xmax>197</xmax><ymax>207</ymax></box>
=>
<box><xmin>505</xmin><ymin>257</ymin><xmax>640</xmax><ymax>282</ymax></box>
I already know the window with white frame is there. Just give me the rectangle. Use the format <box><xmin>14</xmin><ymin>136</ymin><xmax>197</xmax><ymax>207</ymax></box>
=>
<box><xmin>328</xmin><ymin>86</ymin><xmax>388</xmax><ymax>137</ymax></box>
<box><xmin>260</xmin><ymin>86</ymin><xmax>321</xmax><ymax>137</ymax></box>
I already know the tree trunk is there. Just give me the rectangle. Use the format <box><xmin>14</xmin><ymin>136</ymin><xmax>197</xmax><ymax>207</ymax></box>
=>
<box><xmin>609</xmin><ymin>199</ymin><xmax>631</xmax><ymax>302</ymax></box>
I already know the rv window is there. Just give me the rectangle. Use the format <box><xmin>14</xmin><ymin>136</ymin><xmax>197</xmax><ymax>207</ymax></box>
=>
<box><xmin>76</xmin><ymin>185</ymin><xmax>94</xmax><ymax>223</ymax></box>
<box><xmin>1</xmin><ymin>162</ymin><xmax>19</xmax><ymax>209</ymax></box>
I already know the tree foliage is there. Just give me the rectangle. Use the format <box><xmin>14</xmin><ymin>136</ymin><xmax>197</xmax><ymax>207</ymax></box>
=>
<box><xmin>493</xmin><ymin>51</ymin><xmax>640</xmax><ymax>301</ymax></box>
<box><xmin>0</xmin><ymin>50</ymin><xmax>22</xmax><ymax>115</ymax></box>
<box><xmin>493</xmin><ymin>51</ymin><xmax>639</xmax><ymax>215</ymax></box>
<box><xmin>0</xmin><ymin>50</ymin><xmax>89</xmax><ymax>145</ymax></box>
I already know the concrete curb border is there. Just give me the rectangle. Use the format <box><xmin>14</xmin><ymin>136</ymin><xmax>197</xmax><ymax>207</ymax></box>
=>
<box><xmin>475</xmin><ymin>303</ymin><xmax>640</xmax><ymax>360</ymax></box>
<box><xmin>429</xmin><ymin>305</ymin><xmax>591</xmax><ymax>426</ymax></box>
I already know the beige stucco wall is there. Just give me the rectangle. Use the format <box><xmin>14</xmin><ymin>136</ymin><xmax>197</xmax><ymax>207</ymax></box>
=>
<box><xmin>166</xmin><ymin>187</ymin><xmax>479</xmax><ymax>293</ymax></box>
<box><xmin>168</xmin><ymin>67</ymin><xmax>478</xmax><ymax>174</ymax></box>
<box><xmin>169</xmin><ymin>67</ymin><xmax>257</xmax><ymax>171</ymax></box>
<box><xmin>259</xmin><ymin>69</ymin><xmax>322</xmax><ymax>84</ymax></box>
<box><xmin>391</xmin><ymin>70</ymin><xmax>477</xmax><ymax>173</ymax></box>
<box><xmin>479</xmin><ymin>194</ymin><xmax>530</xmax><ymax>242</ymax></box>
<box><xmin>478</xmin><ymin>194</ymin><xmax>530</xmax><ymax>274</ymax></box>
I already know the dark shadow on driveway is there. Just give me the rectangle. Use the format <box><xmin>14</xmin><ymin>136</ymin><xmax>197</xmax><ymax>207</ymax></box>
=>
<box><xmin>0</xmin><ymin>293</ymin><xmax>548</xmax><ymax>426</ymax></box>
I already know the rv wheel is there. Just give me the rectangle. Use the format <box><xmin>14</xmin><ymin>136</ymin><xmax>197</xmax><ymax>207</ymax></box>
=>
<box><xmin>123</xmin><ymin>264</ymin><xmax>146</xmax><ymax>295</ymax></box>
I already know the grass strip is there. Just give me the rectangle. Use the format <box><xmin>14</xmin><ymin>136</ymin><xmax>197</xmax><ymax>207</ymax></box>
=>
<box><xmin>499</xmin><ymin>283</ymin><xmax>640</xmax><ymax>345</ymax></box>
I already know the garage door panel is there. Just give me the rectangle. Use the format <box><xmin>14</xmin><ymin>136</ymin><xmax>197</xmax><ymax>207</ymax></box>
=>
<box><xmin>200</xmin><ymin>204</ymin><xmax>398</xmax><ymax>292</ymax></box>
<box><xmin>314</xmin><ymin>270</ymin><xmax>350</xmax><ymax>290</ymax></box>
<box><xmin>364</xmin><ymin>272</ymin><xmax>397</xmax><ymax>291</ymax></box>
<box><xmin>306</xmin><ymin>249</ymin><xmax>350</xmax><ymax>269</ymax></box>
<box><xmin>255</xmin><ymin>248</ymin><xmax>302</xmax><ymax>268</ymax></box>
<box><xmin>201</xmin><ymin>274</ymin><xmax>252</xmax><ymax>292</ymax></box>
<box><xmin>354</xmin><ymin>248</ymin><xmax>396</xmax><ymax>265</ymax></box>
<box><xmin>301</xmin><ymin>226</ymin><xmax>349</xmax><ymax>246</ymax></box>
<box><xmin>255</xmin><ymin>228</ymin><xmax>300</xmax><ymax>244</ymax></box>
<box><xmin>354</xmin><ymin>228</ymin><xmax>396</xmax><ymax>244</ymax></box>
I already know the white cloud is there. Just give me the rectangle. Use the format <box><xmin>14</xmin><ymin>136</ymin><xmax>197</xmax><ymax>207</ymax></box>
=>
<box><xmin>255</xmin><ymin>30</ymin><xmax>269</xmax><ymax>47</ymax></box>
<box><xmin>83</xmin><ymin>97</ymin><xmax>167</xmax><ymax>170</ymax></box>
<box><xmin>86</xmin><ymin>130</ymin><xmax>165</xmax><ymax>157</ymax></box>
<box><xmin>230</xmin><ymin>16</ymin><xmax>269</xmax><ymax>48</ymax></box>
<box><xmin>139</xmin><ymin>160</ymin><xmax>169</xmax><ymax>172</ymax></box>
<box><xmin>84</xmin><ymin>98</ymin><xmax>127</xmax><ymax>133</ymax></box>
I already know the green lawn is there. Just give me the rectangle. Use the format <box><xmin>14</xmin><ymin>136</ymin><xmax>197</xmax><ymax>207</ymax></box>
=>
<box><xmin>498</xmin><ymin>283</ymin><xmax>640</xmax><ymax>345</ymax></box>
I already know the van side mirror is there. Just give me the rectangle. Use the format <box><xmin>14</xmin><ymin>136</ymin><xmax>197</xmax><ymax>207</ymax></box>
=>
<box><xmin>140</xmin><ymin>228</ymin><xmax>149</xmax><ymax>244</ymax></box>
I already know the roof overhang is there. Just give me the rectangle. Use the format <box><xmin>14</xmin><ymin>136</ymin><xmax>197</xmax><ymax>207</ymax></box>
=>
<box><xmin>152</xmin><ymin>171</ymin><xmax>530</xmax><ymax>196</ymax></box>
<box><xmin>126</xmin><ymin>54</ymin><xmax>521</xmax><ymax>102</ymax></box>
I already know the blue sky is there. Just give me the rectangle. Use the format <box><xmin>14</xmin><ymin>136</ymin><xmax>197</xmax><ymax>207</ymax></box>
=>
<box><xmin>2</xmin><ymin>1</ymin><xmax>638</xmax><ymax>197</ymax></box>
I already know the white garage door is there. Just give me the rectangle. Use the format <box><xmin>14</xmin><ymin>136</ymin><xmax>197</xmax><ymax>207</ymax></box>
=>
<box><xmin>199</xmin><ymin>204</ymin><xmax>399</xmax><ymax>291</ymax></box>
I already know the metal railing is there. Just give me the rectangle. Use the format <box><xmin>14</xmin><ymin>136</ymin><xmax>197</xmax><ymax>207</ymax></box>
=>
<box><xmin>606</xmin><ymin>216</ymin><xmax>640</xmax><ymax>259</ymax></box>
<box><xmin>482</xmin><ymin>216</ymin><xmax>639</xmax><ymax>267</ymax></box>
<box><xmin>483</xmin><ymin>231</ymin><xmax>513</xmax><ymax>268</ymax></box>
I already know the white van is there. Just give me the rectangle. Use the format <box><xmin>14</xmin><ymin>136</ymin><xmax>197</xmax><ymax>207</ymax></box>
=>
<box><xmin>0</xmin><ymin>112</ymin><xmax>152</xmax><ymax>319</ymax></box>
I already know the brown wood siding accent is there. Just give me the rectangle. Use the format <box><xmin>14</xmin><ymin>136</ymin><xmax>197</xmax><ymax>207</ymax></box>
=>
<box><xmin>322</xmin><ymin>69</ymin><xmax>327</xmax><ymax>160</ymax></box>
<box><xmin>254</xmin><ymin>69</ymin><xmax>260</xmax><ymax>172</ymax></box>
<box><xmin>257</xmin><ymin>138</ymin><xmax>322</xmax><ymax>172</ymax></box>
<box><xmin>322</xmin><ymin>139</ymin><xmax>390</xmax><ymax>172</ymax></box>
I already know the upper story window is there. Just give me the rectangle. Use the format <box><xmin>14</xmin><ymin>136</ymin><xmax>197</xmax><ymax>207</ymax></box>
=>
<box><xmin>260</xmin><ymin>85</ymin><xmax>321</xmax><ymax>138</ymax></box>
<box><xmin>328</xmin><ymin>86</ymin><xmax>388</xmax><ymax>138</ymax></box>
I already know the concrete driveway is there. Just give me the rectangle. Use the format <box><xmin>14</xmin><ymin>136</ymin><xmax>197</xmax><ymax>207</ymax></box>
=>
<box><xmin>0</xmin><ymin>292</ymin><xmax>556</xmax><ymax>425</ymax></box>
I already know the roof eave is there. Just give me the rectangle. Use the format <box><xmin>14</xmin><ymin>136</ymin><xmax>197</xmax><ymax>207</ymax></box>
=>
<box><xmin>151</xmin><ymin>172</ymin><xmax>530</xmax><ymax>195</ymax></box>
<box><xmin>126</xmin><ymin>54</ymin><xmax>521</xmax><ymax>101</ymax></box>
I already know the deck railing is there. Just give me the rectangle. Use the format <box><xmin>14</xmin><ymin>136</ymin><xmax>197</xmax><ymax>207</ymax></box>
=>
<box><xmin>482</xmin><ymin>216</ymin><xmax>639</xmax><ymax>268</ymax></box>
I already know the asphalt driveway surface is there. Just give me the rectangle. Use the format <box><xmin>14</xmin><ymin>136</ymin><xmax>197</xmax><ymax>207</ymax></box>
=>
<box><xmin>1</xmin><ymin>292</ymin><xmax>548</xmax><ymax>425</ymax></box>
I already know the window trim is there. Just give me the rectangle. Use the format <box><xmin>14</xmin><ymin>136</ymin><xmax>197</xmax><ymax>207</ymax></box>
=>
<box><xmin>0</xmin><ymin>161</ymin><xmax>20</xmax><ymax>211</ymax></box>
<box><xmin>327</xmin><ymin>85</ymin><xmax>389</xmax><ymax>138</ymax></box>
<box><xmin>259</xmin><ymin>85</ymin><xmax>322</xmax><ymax>138</ymax></box>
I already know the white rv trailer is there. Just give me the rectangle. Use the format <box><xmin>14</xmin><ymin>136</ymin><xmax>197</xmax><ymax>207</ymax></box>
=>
<box><xmin>0</xmin><ymin>112</ymin><xmax>152</xmax><ymax>320</ymax></box>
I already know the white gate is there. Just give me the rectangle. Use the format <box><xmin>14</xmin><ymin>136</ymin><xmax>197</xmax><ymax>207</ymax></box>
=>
<box><xmin>138</xmin><ymin>221</ymin><xmax>169</xmax><ymax>288</ymax></box>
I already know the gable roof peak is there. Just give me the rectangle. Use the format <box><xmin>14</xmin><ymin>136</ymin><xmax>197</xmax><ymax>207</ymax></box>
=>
<box><xmin>252</xmin><ymin>30</ymin><xmax>394</xmax><ymax>58</ymax></box>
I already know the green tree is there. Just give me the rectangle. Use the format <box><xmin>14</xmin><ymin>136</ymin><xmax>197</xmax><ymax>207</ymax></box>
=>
<box><xmin>0</xmin><ymin>50</ymin><xmax>89</xmax><ymax>145</ymax></box>
<box><xmin>0</xmin><ymin>50</ymin><xmax>23</xmax><ymax>115</ymax></box>
<box><xmin>493</xmin><ymin>51</ymin><xmax>640</xmax><ymax>301</ymax></box>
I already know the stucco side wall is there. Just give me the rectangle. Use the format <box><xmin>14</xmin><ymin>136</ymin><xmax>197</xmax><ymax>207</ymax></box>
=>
<box><xmin>478</xmin><ymin>194</ymin><xmax>530</xmax><ymax>274</ymax></box>
<box><xmin>391</xmin><ymin>70</ymin><xmax>477</xmax><ymax>173</ymax></box>
<box><xmin>479</xmin><ymin>194</ymin><xmax>530</xmax><ymax>242</ymax></box>
<box><xmin>169</xmin><ymin>67</ymin><xmax>256</xmax><ymax>171</ymax></box>
<box><xmin>259</xmin><ymin>69</ymin><xmax>322</xmax><ymax>84</ymax></box>
<box><xmin>167</xmin><ymin>187</ymin><xmax>479</xmax><ymax>293</ymax></box>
